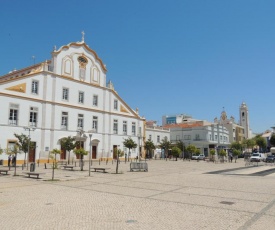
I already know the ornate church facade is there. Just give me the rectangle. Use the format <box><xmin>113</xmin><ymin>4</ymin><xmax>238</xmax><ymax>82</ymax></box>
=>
<box><xmin>0</xmin><ymin>35</ymin><xmax>145</xmax><ymax>164</ymax></box>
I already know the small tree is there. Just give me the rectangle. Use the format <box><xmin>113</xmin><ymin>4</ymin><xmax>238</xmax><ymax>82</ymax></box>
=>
<box><xmin>218</xmin><ymin>149</ymin><xmax>227</xmax><ymax>163</ymax></box>
<box><xmin>123</xmin><ymin>137</ymin><xmax>137</xmax><ymax>161</ymax></box>
<box><xmin>175</xmin><ymin>140</ymin><xmax>184</xmax><ymax>158</ymax></box>
<box><xmin>74</xmin><ymin>148</ymin><xmax>88</xmax><ymax>171</ymax></box>
<box><xmin>210</xmin><ymin>149</ymin><xmax>216</xmax><ymax>162</ymax></box>
<box><xmin>159</xmin><ymin>138</ymin><xmax>172</xmax><ymax>160</ymax></box>
<box><xmin>232</xmin><ymin>149</ymin><xmax>241</xmax><ymax>163</ymax></box>
<box><xmin>254</xmin><ymin>135</ymin><xmax>267</xmax><ymax>152</ymax></box>
<box><xmin>230</xmin><ymin>142</ymin><xmax>242</xmax><ymax>150</ymax></box>
<box><xmin>243</xmin><ymin>138</ymin><xmax>256</xmax><ymax>153</ymax></box>
<box><xmin>270</xmin><ymin>134</ymin><xmax>275</xmax><ymax>147</ymax></box>
<box><xmin>144</xmin><ymin>139</ymin><xmax>156</xmax><ymax>159</ymax></box>
<box><xmin>14</xmin><ymin>133</ymin><xmax>34</xmax><ymax>168</ymax></box>
<box><xmin>8</xmin><ymin>144</ymin><xmax>21</xmax><ymax>176</ymax></box>
<box><xmin>50</xmin><ymin>148</ymin><xmax>61</xmax><ymax>180</ymax></box>
<box><xmin>171</xmin><ymin>147</ymin><xmax>181</xmax><ymax>161</ymax></box>
<box><xmin>186</xmin><ymin>145</ymin><xmax>197</xmax><ymax>159</ymax></box>
<box><xmin>114</xmin><ymin>149</ymin><xmax>124</xmax><ymax>174</ymax></box>
<box><xmin>60</xmin><ymin>136</ymin><xmax>76</xmax><ymax>164</ymax></box>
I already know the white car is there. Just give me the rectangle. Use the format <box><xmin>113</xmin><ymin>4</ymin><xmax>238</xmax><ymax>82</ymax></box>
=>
<box><xmin>250</xmin><ymin>153</ymin><xmax>266</xmax><ymax>162</ymax></box>
<box><xmin>192</xmin><ymin>154</ymin><xmax>205</xmax><ymax>160</ymax></box>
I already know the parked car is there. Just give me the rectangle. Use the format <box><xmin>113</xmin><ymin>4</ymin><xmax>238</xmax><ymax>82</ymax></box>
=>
<box><xmin>250</xmin><ymin>153</ymin><xmax>266</xmax><ymax>162</ymax></box>
<box><xmin>266</xmin><ymin>155</ymin><xmax>275</xmax><ymax>163</ymax></box>
<box><xmin>191</xmin><ymin>154</ymin><xmax>205</xmax><ymax>160</ymax></box>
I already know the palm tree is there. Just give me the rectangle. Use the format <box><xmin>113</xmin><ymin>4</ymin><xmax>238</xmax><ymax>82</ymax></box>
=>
<box><xmin>159</xmin><ymin>138</ymin><xmax>172</xmax><ymax>160</ymax></box>
<box><xmin>50</xmin><ymin>149</ymin><xmax>61</xmax><ymax>180</ymax></box>
<box><xmin>74</xmin><ymin>148</ymin><xmax>88</xmax><ymax>171</ymax></box>
<box><xmin>144</xmin><ymin>139</ymin><xmax>156</xmax><ymax>159</ymax></box>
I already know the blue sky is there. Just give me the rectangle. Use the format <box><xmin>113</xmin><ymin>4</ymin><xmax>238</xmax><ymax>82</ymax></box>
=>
<box><xmin>1</xmin><ymin>0</ymin><xmax>275</xmax><ymax>133</ymax></box>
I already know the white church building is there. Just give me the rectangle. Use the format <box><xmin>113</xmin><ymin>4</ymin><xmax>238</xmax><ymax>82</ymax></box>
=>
<box><xmin>0</xmin><ymin>35</ymin><xmax>145</xmax><ymax>165</ymax></box>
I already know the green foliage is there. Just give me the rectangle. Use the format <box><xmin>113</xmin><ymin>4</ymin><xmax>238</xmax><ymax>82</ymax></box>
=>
<box><xmin>175</xmin><ymin>140</ymin><xmax>184</xmax><ymax>151</ymax></box>
<box><xmin>144</xmin><ymin>139</ymin><xmax>156</xmax><ymax>157</ymax></box>
<box><xmin>60</xmin><ymin>136</ymin><xmax>76</xmax><ymax>152</ymax></box>
<box><xmin>159</xmin><ymin>139</ymin><xmax>172</xmax><ymax>157</ymax></box>
<box><xmin>270</xmin><ymin>134</ymin><xmax>275</xmax><ymax>147</ymax></box>
<box><xmin>171</xmin><ymin>147</ymin><xmax>181</xmax><ymax>158</ymax></box>
<box><xmin>0</xmin><ymin>148</ymin><xmax>3</xmax><ymax>155</ymax></box>
<box><xmin>123</xmin><ymin>137</ymin><xmax>137</xmax><ymax>152</ymax></box>
<box><xmin>73</xmin><ymin>148</ymin><xmax>88</xmax><ymax>156</ymax></box>
<box><xmin>219</xmin><ymin>149</ymin><xmax>227</xmax><ymax>156</ymax></box>
<box><xmin>114</xmin><ymin>148</ymin><xmax>124</xmax><ymax>158</ymax></box>
<box><xmin>254</xmin><ymin>135</ymin><xmax>267</xmax><ymax>149</ymax></box>
<box><xmin>210</xmin><ymin>149</ymin><xmax>215</xmax><ymax>156</ymax></box>
<box><xmin>232</xmin><ymin>149</ymin><xmax>241</xmax><ymax>156</ymax></box>
<box><xmin>195</xmin><ymin>148</ymin><xmax>201</xmax><ymax>155</ymax></box>
<box><xmin>242</xmin><ymin>138</ymin><xmax>256</xmax><ymax>152</ymax></box>
<box><xmin>230</xmin><ymin>142</ymin><xmax>242</xmax><ymax>150</ymax></box>
<box><xmin>14</xmin><ymin>133</ymin><xmax>34</xmax><ymax>154</ymax></box>
<box><xmin>186</xmin><ymin>145</ymin><xmax>197</xmax><ymax>154</ymax></box>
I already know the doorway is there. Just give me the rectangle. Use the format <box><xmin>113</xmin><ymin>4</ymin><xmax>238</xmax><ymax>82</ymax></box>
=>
<box><xmin>29</xmin><ymin>142</ymin><xmax>36</xmax><ymax>163</ymax></box>
<box><xmin>113</xmin><ymin>145</ymin><xmax>117</xmax><ymax>159</ymax></box>
<box><xmin>92</xmin><ymin>146</ymin><xmax>97</xmax><ymax>159</ymax></box>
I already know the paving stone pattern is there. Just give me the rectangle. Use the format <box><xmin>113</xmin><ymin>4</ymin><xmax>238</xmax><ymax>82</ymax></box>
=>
<box><xmin>1</xmin><ymin>160</ymin><xmax>275</xmax><ymax>230</ymax></box>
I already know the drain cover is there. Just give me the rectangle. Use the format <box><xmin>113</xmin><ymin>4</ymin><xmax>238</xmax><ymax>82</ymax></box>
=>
<box><xmin>220</xmin><ymin>201</ymin><xmax>234</xmax><ymax>205</ymax></box>
<box><xmin>126</xmin><ymin>220</ymin><xmax>137</xmax><ymax>223</ymax></box>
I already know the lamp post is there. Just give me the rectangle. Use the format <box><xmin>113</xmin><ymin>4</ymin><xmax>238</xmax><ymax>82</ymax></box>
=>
<box><xmin>76</xmin><ymin>129</ymin><xmax>86</xmax><ymax>171</ymax></box>
<box><xmin>24</xmin><ymin>126</ymin><xmax>36</xmax><ymax>170</ymax></box>
<box><xmin>89</xmin><ymin>133</ymin><xmax>92</xmax><ymax>176</ymax></box>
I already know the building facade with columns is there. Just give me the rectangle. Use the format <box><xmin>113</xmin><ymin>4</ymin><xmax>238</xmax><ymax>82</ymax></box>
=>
<box><xmin>0</xmin><ymin>36</ymin><xmax>145</xmax><ymax>164</ymax></box>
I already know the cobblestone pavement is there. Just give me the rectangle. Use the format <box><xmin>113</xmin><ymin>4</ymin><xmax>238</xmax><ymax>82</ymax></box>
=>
<box><xmin>1</xmin><ymin>159</ymin><xmax>275</xmax><ymax>230</ymax></box>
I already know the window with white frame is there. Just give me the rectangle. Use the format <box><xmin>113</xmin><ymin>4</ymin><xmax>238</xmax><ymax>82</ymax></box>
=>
<box><xmin>149</xmin><ymin>135</ymin><xmax>152</xmax><ymax>140</ymax></box>
<box><xmin>92</xmin><ymin>116</ymin><xmax>98</xmax><ymax>132</ymax></box>
<box><xmin>113</xmin><ymin>119</ymin><xmax>118</xmax><ymax>134</ymax></box>
<box><xmin>132</xmin><ymin>122</ymin><xmax>136</xmax><ymax>136</ymax></box>
<box><xmin>61</xmin><ymin>112</ymin><xmax>68</xmax><ymax>130</ymax></box>
<box><xmin>62</xmin><ymin>88</ymin><xmax>69</xmax><ymax>101</ymax></box>
<box><xmin>7</xmin><ymin>140</ymin><xmax>17</xmax><ymax>153</ymax></box>
<box><xmin>9</xmin><ymin>103</ymin><xmax>19</xmax><ymax>125</ymax></box>
<box><xmin>123</xmin><ymin>121</ymin><xmax>127</xmax><ymax>135</ymax></box>
<box><xmin>78</xmin><ymin>92</ymin><xmax>84</xmax><ymax>104</ymax></box>
<box><xmin>77</xmin><ymin>114</ymin><xmax>84</xmax><ymax>129</ymax></box>
<box><xmin>93</xmin><ymin>95</ymin><xmax>98</xmax><ymax>106</ymax></box>
<box><xmin>157</xmin><ymin>135</ymin><xmax>160</xmax><ymax>143</ymax></box>
<box><xmin>31</xmin><ymin>80</ymin><xmax>39</xmax><ymax>94</ymax></box>
<box><xmin>195</xmin><ymin>134</ymin><xmax>200</xmax><ymax>140</ymax></box>
<box><xmin>215</xmin><ymin>135</ymin><xmax>217</xmax><ymax>140</ymax></box>
<box><xmin>184</xmin><ymin>135</ymin><xmax>191</xmax><ymax>140</ymax></box>
<box><xmin>29</xmin><ymin>107</ymin><xmax>38</xmax><ymax>127</ymax></box>
<box><xmin>209</xmin><ymin>134</ymin><xmax>212</xmax><ymax>141</ymax></box>
<box><xmin>114</xmin><ymin>99</ymin><xmax>118</xmax><ymax>110</ymax></box>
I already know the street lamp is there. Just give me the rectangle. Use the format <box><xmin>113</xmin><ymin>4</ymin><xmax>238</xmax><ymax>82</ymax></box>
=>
<box><xmin>89</xmin><ymin>133</ymin><xmax>93</xmax><ymax>176</ymax></box>
<box><xmin>24</xmin><ymin>126</ymin><xmax>36</xmax><ymax>170</ymax></box>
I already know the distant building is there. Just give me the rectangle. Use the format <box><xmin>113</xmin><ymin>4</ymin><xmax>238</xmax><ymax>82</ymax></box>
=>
<box><xmin>145</xmin><ymin>120</ymin><xmax>170</xmax><ymax>158</ymax></box>
<box><xmin>165</xmin><ymin>120</ymin><xmax>230</xmax><ymax>157</ymax></box>
<box><xmin>162</xmin><ymin>114</ymin><xmax>193</xmax><ymax>126</ymax></box>
<box><xmin>239</xmin><ymin>102</ymin><xmax>252</xmax><ymax>139</ymax></box>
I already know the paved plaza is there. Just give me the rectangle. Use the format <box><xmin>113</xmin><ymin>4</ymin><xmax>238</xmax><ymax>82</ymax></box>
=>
<box><xmin>1</xmin><ymin>159</ymin><xmax>275</xmax><ymax>230</ymax></box>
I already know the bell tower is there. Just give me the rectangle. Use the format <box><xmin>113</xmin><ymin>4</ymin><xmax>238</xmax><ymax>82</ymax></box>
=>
<box><xmin>239</xmin><ymin>102</ymin><xmax>250</xmax><ymax>139</ymax></box>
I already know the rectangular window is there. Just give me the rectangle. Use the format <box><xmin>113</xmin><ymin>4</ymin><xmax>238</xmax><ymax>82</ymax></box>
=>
<box><xmin>7</xmin><ymin>141</ymin><xmax>17</xmax><ymax>153</ymax></box>
<box><xmin>123</xmin><ymin>121</ymin><xmax>127</xmax><ymax>135</ymax></box>
<box><xmin>132</xmin><ymin>122</ymin><xmax>136</xmax><ymax>136</ymax></box>
<box><xmin>92</xmin><ymin>116</ymin><xmax>98</xmax><ymax>132</ymax></box>
<box><xmin>195</xmin><ymin>134</ymin><xmax>200</xmax><ymax>140</ymax></box>
<box><xmin>149</xmin><ymin>135</ymin><xmax>152</xmax><ymax>140</ymax></box>
<box><xmin>157</xmin><ymin>135</ymin><xmax>160</xmax><ymax>143</ymax></box>
<box><xmin>78</xmin><ymin>92</ymin><xmax>84</xmax><ymax>104</ymax></box>
<box><xmin>77</xmin><ymin>114</ymin><xmax>84</xmax><ymax>130</ymax></box>
<box><xmin>93</xmin><ymin>95</ymin><xmax>98</xmax><ymax>106</ymax></box>
<box><xmin>184</xmin><ymin>135</ymin><xmax>191</xmax><ymax>140</ymax></box>
<box><xmin>114</xmin><ymin>99</ymin><xmax>118</xmax><ymax>110</ymax></box>
<box><xmin>9</xmin><ymin>103</ymin><xmax>19</xmax><ymax>125</ymax></box>
<box><xmin>61</xmin><ymin>112</ymin><xmax>68</xmax><ymax>130</ymax></box>
<box><xmin>113</xmin><ymin>119</ymin><xmax>118</xmax><ymax>134</ymax></box>
<box><xmin>62</xmin><ymin>88</ymin><xmax>69</xmax><ymax>101</ymax></box>
<box><xmin>31</xmin><ymin>80</ymin><xmax>39</xmax><ymax>94</ymax></box>
<box><xmin>215</xmin><ymin>135</ymin><xmax>217</xmax><ymax>140</ymax></box>
<box><xmin>29</xmin><ymin>107</ymin><xmax>38</xmax><ymax>127</ymax></box>
<box><xmin>209</xmin><ymin>134</ymin><xmax>212</xmax><ymax>141</ymax></box>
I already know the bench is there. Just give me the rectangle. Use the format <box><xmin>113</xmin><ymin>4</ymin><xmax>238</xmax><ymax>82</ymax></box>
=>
<box><xmin>25</xmin><ymin>172</ymin><xmax>44</xmax><ymax>179</ymax></box>
<box><xmin>91</xmin><ymin>167</ymin><xmax>110</xmax><ymax>173</ymax></box>
<box><xmin>62</xmin><ymin>165</ymin><xmax>74</xmax><ymax>171</ymax></box>
<box><xmin>130</xmin><ymin>162</ymin><xmax>148</xmax><ymax>172</ymax></box>
<box><xmin>0</xmin><ymin>169</ymin><xmax>9</xmax><ymax>175</ymax></box>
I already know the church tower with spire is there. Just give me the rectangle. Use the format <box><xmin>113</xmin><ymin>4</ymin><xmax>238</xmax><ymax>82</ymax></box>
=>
<box><xmin>239</xmin><ymin>102</ymin><xmax>250</xmax><ymax>139</ymax></box>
